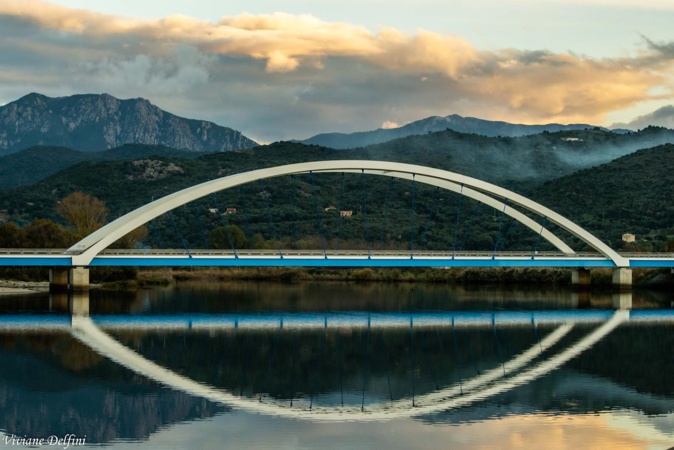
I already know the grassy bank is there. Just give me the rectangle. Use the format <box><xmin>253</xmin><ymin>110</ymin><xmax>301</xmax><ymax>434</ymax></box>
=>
<box><xmin>136</xmin><ymin>266</ymin><xmax>573</xmax><ymax>285</ymax></box>
<box><xmin>2</xmin><ymin>266</ymin><xmax>668</xmax><ymax>290</ymax></box>
<box><xmin>130</xmin><ymin>266</ymin><xmax>638</xmax><ymax>285</ymax></box>
<box><xmin>130</xmin><ymin>266</ymin><xmax>674</xmax><ymax>289</ymax></box>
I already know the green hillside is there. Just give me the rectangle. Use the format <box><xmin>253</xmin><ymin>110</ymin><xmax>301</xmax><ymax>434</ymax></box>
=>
<box><xmin>531</xmin><ymin>144</ymin><xmax>674</xmax><ymax>251</ymax></box>
<box><xmin>0</xmin><ymin>144</ymin><xmax>201</xmax><ymax>189</ymax></box>
<box><xmin>3</xmin><ymin>126</ymin><xmax>674</xmax><ymax>191</ymax></box>
<box><xmin>0</xmin><ymin>140</ymin><xmax>672</xmax><ymax>254</ymax></box>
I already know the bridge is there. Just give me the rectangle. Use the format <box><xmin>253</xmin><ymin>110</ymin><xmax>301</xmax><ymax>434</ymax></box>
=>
<box><xmin>1</xmin><ymin>161</ymin><xmax>673</xmax><ymax>289</ymax></box>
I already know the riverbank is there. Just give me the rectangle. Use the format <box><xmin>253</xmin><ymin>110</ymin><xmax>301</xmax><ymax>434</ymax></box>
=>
<box><xmin>0</xmin><ymin>280</ymin><xmax>49</xmax><ymax>295</ymax></box>
<box><xmin>3</xmin><ymin>267</ymin><xmax>671</xmax><ymax>292</ymax></box>
<box><xmin>131</xmin><ymin>266</ymin><xmax>674</xmax><ymax>288</ymax></box>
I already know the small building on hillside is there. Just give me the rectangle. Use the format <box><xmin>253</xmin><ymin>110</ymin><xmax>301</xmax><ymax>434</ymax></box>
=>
<box><xmin>340</xmin><ymin>210</ymin><xmax>353</xmax><ymax>217</ymax></box>
<box><xmin>226</xmin><ymin>208</ymin><xmax>237</xmax><ymax>214</ymax></box>
<box><xmin>622</xmin><ymin>233</ymin><xmax>636</xmax><ymax>243</ymax></box>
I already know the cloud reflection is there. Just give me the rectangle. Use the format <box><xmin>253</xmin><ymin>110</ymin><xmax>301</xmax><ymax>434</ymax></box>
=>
<box><xmin>105</xmin><ymin>410</ymin><xmax>674</xmax><ymax>450</ymax></box>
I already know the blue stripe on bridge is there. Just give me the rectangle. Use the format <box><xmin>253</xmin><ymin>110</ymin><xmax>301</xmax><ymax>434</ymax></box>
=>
<box><xmin>0</xmin><ymin>252</ymin><xmax>673</xmax><ymax>268</ymax></box>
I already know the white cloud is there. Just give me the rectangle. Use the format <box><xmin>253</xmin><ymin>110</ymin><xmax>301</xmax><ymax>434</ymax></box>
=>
<box><xmin>381</xmin><ymin>121</ymin><xmax>400</xmax><ymax>129</ymax></box>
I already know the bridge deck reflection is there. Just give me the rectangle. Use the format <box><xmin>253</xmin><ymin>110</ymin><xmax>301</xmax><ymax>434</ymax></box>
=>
<box><xmin>2</xmin><ymin>309</ymin><xmax>674</xmax><ymax>332</ymax></box>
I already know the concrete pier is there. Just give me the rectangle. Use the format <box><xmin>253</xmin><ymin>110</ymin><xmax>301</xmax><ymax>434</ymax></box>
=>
<box><xmin>69</xmin><ymin>267</ymin><xmax>90</xmax><ymax>292</ymax></box>
<box><xmin>571</xmin><ymin>268</ymin><xmax>591</xmax><ymax>287</ymax></box>
<box><xmin>612</xmin><ymin>268</ymin><xmax>632</xmax><ymax>289</ymax></box>
<box><xmin>49</xmin><ymin>267</ymin><xmax>90</xmax><ymax>292</ymax></box>
<box><xmin>49</xmin><ymin>268</ymin><xmax>70</xmax><ymax>292</ymax></box>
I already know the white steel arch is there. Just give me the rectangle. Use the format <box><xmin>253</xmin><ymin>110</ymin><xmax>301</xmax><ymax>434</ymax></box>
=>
<box><xmin>66</xmin><ymin>161</ymin><xmax>628</xmax><ymax>266</ymax></box>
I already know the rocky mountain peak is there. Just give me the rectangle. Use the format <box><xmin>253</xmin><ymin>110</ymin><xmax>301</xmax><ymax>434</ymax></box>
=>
<box><xmin>0</xmin><ymin>93</ymin><xmax>257</xmax><ymax>154</ymax></box>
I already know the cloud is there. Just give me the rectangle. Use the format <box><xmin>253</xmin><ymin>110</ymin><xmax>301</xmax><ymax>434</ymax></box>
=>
<box><xmin>509</xmin><ymin>0</ymin><xmax>674</xmax><ymax>9</ymax></box>
<box><xmin>612</xmin><ymin>104</ymin><xmax>674</xmax><ymax>130</ymax></box>
<box><xmin>0</xmin><ymin>0</ymin><xmax>673</xmax><ymax>141</ymax></box>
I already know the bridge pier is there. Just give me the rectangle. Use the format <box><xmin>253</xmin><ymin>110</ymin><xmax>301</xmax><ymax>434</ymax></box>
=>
<box><xmin>49</xmin><ymin>267</ymin><xmax>90</xmax><ymax>292</ymax></box>
<box><xmin>612</xmin><ymin>268</ymin><xmax>632</xmax><ymax>289</ymax></box>
<box><xmin>49</xmin><ymin>268</ymin><xmax>70</xmax><ymax>292</ymax></box>
<box><xmin>69</xmin><ymin>267</ymin><xmax>90</xmax><ymax>292</ymax></box>
<box><xmin>571</xmin><ymin>268</ymin><xmax>591</xmax><ymax>288</ymax></box>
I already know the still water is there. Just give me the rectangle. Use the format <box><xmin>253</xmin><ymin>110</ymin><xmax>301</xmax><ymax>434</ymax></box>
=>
<box><xmin>1</xmin><ymin>282</ymin><xmax>673</xmax><ymax>449</ymax></box>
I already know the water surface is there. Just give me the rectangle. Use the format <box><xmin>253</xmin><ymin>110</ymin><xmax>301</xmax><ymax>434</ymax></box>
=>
<box><xmin>1</xmin><ymin>282</ymin><xmax>673</xmax><ymax>449</ymax></box>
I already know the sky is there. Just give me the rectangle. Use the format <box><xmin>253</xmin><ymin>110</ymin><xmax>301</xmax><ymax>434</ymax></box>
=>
<box><xmin>0</xmin><ymin>0</ymin><xmax>673</xmax><ymax>143</ymax></box>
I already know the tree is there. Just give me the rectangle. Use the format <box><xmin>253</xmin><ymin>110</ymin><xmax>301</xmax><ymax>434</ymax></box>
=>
<box><xmin>56</xmin><ymin>192</ymin><xmax>108</xmax><ymax>237</ymax></box>
<box><xmin>251</xmin><ymin>233</ymin><xmax>268</xmax><ymax>249</ymax></box>
<box><xmin>111</xmin><ymin>226</ymin><xmax>149</xmax><ymax>249</ymax></box>
<box><xmin>23</xmin><ymin>219</ymin><xmax>75</xmax><ymax>248</ymax></box>
<box><xmin>665</xmin><ymin>239</ymin><xmax>674</xmax><ymax>252</ymax></box>
<box><xmin>209</xmin><ymin>225</ymin><xmax>248</xmax><ymax>249</ymax></box>
<box><xmin>0</xmin><ymin>222</ymin><xmax>25</xmax><ymax>248</ymax></box>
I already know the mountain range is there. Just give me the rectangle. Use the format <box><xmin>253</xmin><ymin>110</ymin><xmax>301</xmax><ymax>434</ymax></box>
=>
<box><xmin>299</xmin><ymin>114</ymin><xmax>609</xmax><ymax>149</ymax></box>
<box><xmin>2</xmin><ymin>92</ymin><xmax>673</xmax><ymax>154</ymax></box>
<box><xmin>0</xmin><ymin>93</ymin><xmax>258</xmax><ymax>155</ymax></box>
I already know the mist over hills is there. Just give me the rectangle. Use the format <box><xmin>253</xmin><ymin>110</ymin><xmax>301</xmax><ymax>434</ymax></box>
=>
<box><xmin>299</xmin><ymin>114</ymin><xmax>608</xmax><ymax>149</ymax></box>
<box><xmin>532</xmin><ymin>143</ymin><xmax>674</xmax><ymax>249</ymax></box>
<box><xmin>611</xmin><ymin>105</ymin><xmax>674</xmax><ymax>131</ymax></box>
<box><xmin>0</xmin><ymin>93</ymin><xmax>257</xmax><ymax>154</ymax></box>
<box><xmin>359</xmin><ymin>126</ymin><xmax>674</xmax><ymax>183</ymax></box>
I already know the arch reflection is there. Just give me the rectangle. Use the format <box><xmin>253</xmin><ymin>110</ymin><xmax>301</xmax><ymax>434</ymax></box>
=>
<box><xmin>63</xmin><ymin>292</ymin><xmax>635</xmax><ymax>422</ymax></box>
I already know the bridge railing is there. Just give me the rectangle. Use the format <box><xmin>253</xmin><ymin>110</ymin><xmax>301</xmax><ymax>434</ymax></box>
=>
<box><xmin>95</xmin><ymin>249</ymin><xmax>578</xmax><ymax>258</ymax></box>
<box><xmin>1</xmin><ymin>248</ymin><xmax>672</xmax><ymax>259</ymax></box>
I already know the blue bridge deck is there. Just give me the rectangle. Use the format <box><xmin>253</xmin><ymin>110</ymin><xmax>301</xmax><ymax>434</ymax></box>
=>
<box><xmin>1</xmin><ymin>250</ymin><xmax>673</xmax><ymax>268</ymax></box>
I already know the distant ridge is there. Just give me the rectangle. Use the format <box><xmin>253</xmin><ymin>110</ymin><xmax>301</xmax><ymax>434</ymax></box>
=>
<box><xmin>299</xmin><ymin>114</ymin><xmax>606</xmax><ymax>149</ymax></box>
<box><xmin>0</xmin><ymin>93</ymin><xmax>257</xmax><ymax>154</ymax></box>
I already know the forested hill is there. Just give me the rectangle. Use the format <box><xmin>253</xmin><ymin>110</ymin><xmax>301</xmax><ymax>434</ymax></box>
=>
<box><xmin>0</xmin><ymin>144</ymin><xmax>202</xmax><ymax>189</ymax></box>
<box><xmin>531</xmin><ymin>143</ymin><xmax>674</xmax><ymax>250</ymax></box>
<box><xmin>360</xmin><ymin>125</ymin><xmax>674</xmax><ymax>183</ymax></box>
<box><xmin>2</xmin><ymin>126</ymin><xmax>674</xmax><ymax>191</ymax></box>
<box><xmin>0</xmin><ymin>141</ymin><xmax>671</xmax><ymax>253</ymax></box>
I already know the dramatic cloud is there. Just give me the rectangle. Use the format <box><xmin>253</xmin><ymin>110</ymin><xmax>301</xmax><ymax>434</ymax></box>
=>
<box><xmin>0</xmin><ymin>0</ymin><xmax>673</xmax><ymax>141</ymax></box>
<box><xmin>612</xmin><ymin>105</ymin><xmax>674</xmax><ymax>130</ymax></box>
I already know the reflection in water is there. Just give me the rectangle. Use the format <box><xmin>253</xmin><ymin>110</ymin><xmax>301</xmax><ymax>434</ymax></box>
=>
<box><xmin>0</xmin><ymin>283</ymin><xmax>673</xmax><ymax>448</ymax></box>
<box><xmin>0</xmin><ymin>332</ymin><xmax>223</xmax><ymax>442</ymax></box>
